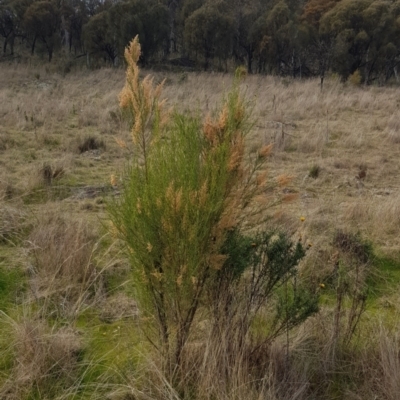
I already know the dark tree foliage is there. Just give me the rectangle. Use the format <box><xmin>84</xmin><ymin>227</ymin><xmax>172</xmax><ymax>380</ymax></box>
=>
<box><xmin>0</xmin><ymin>1</ymin><xmax>15</xmax><ymax>54</ymax></box>
<box><xmin>24</xmin><ymin>0</ymin><xmax>60</xmax><ymax>61</ymax></box>
<box><xmin>0</xmin><ymin>0</ymin><xmax>33</xmax><ymax>55</ymax></box>
<box><xmin>83</xmin><ymin>0</ymin><xmax>169</xmax><ymax>65</ymax></box>
<box><xmin>60</xmin><ymin>0</ymin><xmax>89</xmax><ymax>54</ymax></box>
<box><xmin>184</xmin><ymin>0</ymin><xmax>234</xmax><ymax>70</ymax></box>
<box><xmin>83</xmin><ymin>10</ymin><xmax>118</xmax><ymax>65</ymax></box>
<box><xmin>1</xmin><ymin>0</ymin><xmax>400</xmax><ymax>83</ymax></box>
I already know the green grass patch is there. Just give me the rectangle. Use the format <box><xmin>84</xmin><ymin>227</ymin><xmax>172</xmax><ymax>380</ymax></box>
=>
<box><xmin>22</xmin><ymin>184</ymin><xmax>74</xmax><ymax>204</ymax></box>
<box><xmin>367</xmin><ymin>255</ymin><xmax>400</xmax><ymax>299</ymax></box>
<box><xmin>0</xmin><ymin>257</ymin><xmax>26</xmax><ymax>311</ymax></box>
<box><xmin>77</xmin><ymin>311</ymin><xmax>144</xmax><ymax>385</ymax></box>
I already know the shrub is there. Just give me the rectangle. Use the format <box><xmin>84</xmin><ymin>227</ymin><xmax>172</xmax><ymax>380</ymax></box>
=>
<box><xmin>329</xmin><ymin>231</ymin><xmax>373</xmax><ymax>351</ymax></box>
<box><xmin>77</xmin><ymin>135</ymin><xmax>105</xmax><ymax>153</ymax></box>
<box><xmin>108</xmin><ymin>36</ymin><xmax>317</xmax><ymax>385</ymax></box>
<box><xmin>309</xmin><ymin>164</ymin><xmax>320</xmax><ymax>179</ymax></box>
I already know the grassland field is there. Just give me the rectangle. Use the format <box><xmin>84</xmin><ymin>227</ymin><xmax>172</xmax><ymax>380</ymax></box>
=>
<box><xmin>1</xmin><ymin>63</ymin><xmax>400</xmax><ymax>399</ymax></box>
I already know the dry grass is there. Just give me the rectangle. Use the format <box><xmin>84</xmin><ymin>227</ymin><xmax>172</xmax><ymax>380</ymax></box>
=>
<box><xmin>162</xmin><ymin>73</ymin><xmax>400</xmax><ymax>254</ymax></box>
<box><xmin>0</xmin><ymin>315</ymin><xmax>81</xmax><ymax>399</ymax></box>
<box><xmin>0</xmin><ymin>203</ymin><xmax>27</xmax><ymax>245</ymax></box>
<box><xmin>27</xmin><ymin>212</ymin><xmax>103</xmax><ymax>318</ymax></box>
<box><xmin>1</xmin><ymin>65</ymin><xmax>399</xmax><ymax>255</ymax></box>
<box><xmin>1</xmin><ymin>64</ymin><xmax>400</xmax><ymax>399</ymax></box>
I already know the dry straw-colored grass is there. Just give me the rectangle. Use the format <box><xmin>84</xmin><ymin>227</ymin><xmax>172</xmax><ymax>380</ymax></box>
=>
<box><xmin>27</xmin><ymin>212</ymin><xmax>103</xmax><ymax>318</ymax></box>
<box><xmin>0</xmin><ymin>315</ymin><xmax>81</xmax><ymax>399</ymax></box>
<box><xmin>1</xmin><ymin>64</ymin><xmax>400</xmax><ymax>398</ymax></box>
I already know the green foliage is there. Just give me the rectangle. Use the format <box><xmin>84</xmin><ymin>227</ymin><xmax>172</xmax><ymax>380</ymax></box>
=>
<box><xmin>109</xmin><ymin>39</ymin><xmax>254</xmax><ymax>374</ymax></box>
<box><xmin>111</xmin><ymin>93</ymin><xmax>248</xmax><ymax>369</ymax></box>
<box><xmin>328</xmin><ymin>231</ymin><xmax>373</xmax><ymax>347</ymax></box>
<box><xmin>83</xmin><ymin>0</ymin><xmax>169</xmax><ymax>65</ymax></box>
<box><xmin>274</xmin><ymin>282</ymin><xmax>319</xmax><ymax>331</ymax></box>
<box><xmin>23</xmin><ymin>0</ymin><xmax>61</xmax><ymax>61</ymax></box>
<box><xmin>83</xmin><ymin>10</ymin><xmax>118</xmax><ymax>65</ymax></box>
<box><xmin>208</xmin><ymin>228</ymin><xmax>318</xmax><ymax>387</ymax></box>
<box><xmin>219</xmin><ymin>228</ymin><xmax>254</xmax><ymax>280</ymax></box>
<box><xmin>247</xmin><ymin>231</ymin><xmax>318</xmax><ymax>338</ymax></box>
<box><xmin>109</xmin><ymin>39</ymin><xmax>319</xmax><ymax>385</ymax></box>
<box><xmin>2</xmin><ymin>0</ymin><xmax>400</xmax><ymax>80</ymax></box>
<box><xmin>215</xmin><ymin>230</ymin><xmax>307</xmax><ymax>299</ymax></box>
<box><xmin>0</xmin><ymin>264</ymin><xmax>25</xmax><ymax>311</ymax></box>
<box><xmin>184</xmin><ymin>1</ymin><xmax>235</xmax><ymax>70</ymax></box>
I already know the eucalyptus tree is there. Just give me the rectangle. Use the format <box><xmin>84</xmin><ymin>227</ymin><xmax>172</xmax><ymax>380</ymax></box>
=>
<box><xmin>184</xmin><ymin>0</ymin><xmax>235</xmax><ymax>70</ymax></box>
<box><xmin>83</xmin><ymin>10</ymin><xmax>118</xmax><ymax>65</ymax></box>
<box><xmin>23</xmin><ymin>0</ymin><xmax>61</xmax><ymax>61</ymax></box>
<box><xmin>0</xmin><ymin>0</ymin><xmax>33</xmax><ymax>55</ymax></box>
<box><xmin>0</xmin><ymin>0</ymin><xmax>15</xmax><ymax>54</ymax></box>
<box><xmin>301</xmin><ymin>0</ymin><xmax>340</xmax><ymax>87</ymax></box>
<box><xmin>232</xmin><ymin>0</ymin><xmax>268</xmax><ymax>73</ymax></box>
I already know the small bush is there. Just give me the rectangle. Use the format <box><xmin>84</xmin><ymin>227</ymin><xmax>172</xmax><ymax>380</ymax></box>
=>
<box><xmin>39</xmin><ymin>163</ymin><xmax>65</xmax><ymax>186</ymax></box>
<box><xmin>333</xmin><ymin>230</ymin><xmax>372</xmax><ymax>264</ymax></box>
<box><xmin>309</xmin><ymin>164</ymin><xmax>320</xmax><ymax>179</ymax></box>
<box><xmin>77</xmin><ymin>135</ymin><xmax>105</xmax><ymax>153</ymax></box>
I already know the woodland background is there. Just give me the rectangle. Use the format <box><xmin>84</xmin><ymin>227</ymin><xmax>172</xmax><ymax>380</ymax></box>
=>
<box><xmin>2</xmin><ymin>0</ymin><xmax>400</xmax><ymax>84</ymax></box>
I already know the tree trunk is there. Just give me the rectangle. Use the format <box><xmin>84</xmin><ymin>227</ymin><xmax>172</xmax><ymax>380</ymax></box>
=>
<box><xmin>247</xmin><ymin>51</ymin><xmax>253</xmax><ymax>74</ymax></box>
<box><xmin>31</xmin><ymin>36</ymin><xmax>37</xmax><ymax>55</ymax></box>
<box><xmin>9</xmin><ymin>33</ymin><xmax>14</xmax><ymax>55</ymax></box>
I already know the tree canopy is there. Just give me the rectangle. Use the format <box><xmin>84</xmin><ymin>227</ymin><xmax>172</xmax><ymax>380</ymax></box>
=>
<box><xmin>1</xmin><ymin>0</ymin><xmax>400</xmax><ymax>83</ymax></box>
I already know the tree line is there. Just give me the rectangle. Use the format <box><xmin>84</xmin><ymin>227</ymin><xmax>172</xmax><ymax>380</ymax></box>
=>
<box><xmin>2</xmin><ymin>0</ymin><xmax>400</xmax><ymax>83</ymax></box>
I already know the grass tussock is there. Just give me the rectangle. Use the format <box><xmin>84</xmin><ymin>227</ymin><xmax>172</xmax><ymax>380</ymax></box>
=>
<box><xmin>27</xmin><ymin>213</ymin><xmax>103</xmax><ymax>318</ymax></box>
<box><xmin>0</xmin><ymin>203</ymin><xmax>28</xmax><ymax>245</ymax></box>
<box><xmin>77</xmin><ymin>135</ymin><xmax>106</xmax><ymax>154</ymax></box>
<box><xmin>0</xmin><ymin>316</ymin><xmax>81</xmax><ymax>400</ymax></box>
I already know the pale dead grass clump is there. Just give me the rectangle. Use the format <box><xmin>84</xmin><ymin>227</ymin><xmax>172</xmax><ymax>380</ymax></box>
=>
<box><xmin>3</xmin><ymin>310</ymin><xmax>396</xmax><ymax>400</ymax></box>
<box><xmin>27</xmin><ymin>213</ymin><xmax>102</xmax><ymax>318</ymax></box>
<box><xmin>17</xmin><ymin>157</ymin><xmax>72</xmax><ymax>202</ymax></box>
<box><xmin>0</xmin><ymin>316</ymin><xmax>81</xmax><ymax>400</ymax></box>
<box><xmin>343</xmin><ymin>195</ymin><xmax>400</xmax><ymax>247</ymax></box>
<box><xmin>0</xmin><ymin>203</ymin><xmax>28</xmax><ymax>245</ymax></box>
<box><xmin>189</xmin><ymin>332</ymin><xmax>312</xmax><ymax>400</ymax></box>
<box><xmin>386</xmin><ymin>111</ymin><xmax>400</xmax><ymax>143</ymax></box>
<box><xmin>118</xmin><ymin>310</ymin><xmax>392</xmax><ymax>400</ymax></box>
<box><xmin>0</xmin><ymin>131</ymin><xmax>17</xmax><ymax>151</ymax></box>
<box><xmin>376</xmin><ymin>328</ymin><xmax>400</xmax><ymax>399</ymax></box>
<box><xmin>113</xmin><ymin>331</ymin><xmax>315</xmax><ymax>400</ymax></box>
